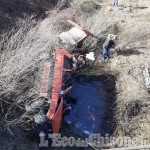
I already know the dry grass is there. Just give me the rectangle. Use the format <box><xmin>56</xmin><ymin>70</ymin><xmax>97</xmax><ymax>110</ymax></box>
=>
<box><xmin>72</xmin><ymin>0</ymin><xmax>150</xmax><ymax>148</ymax></box>
<box><xmin>0</xmin><ymin>10</ymin><xmax>69</xmax><ymax>149</ymax></box>
<box><xmin>0</xmin><ymin>0</ymin><xmax>150</xmax><ymax>149</ymax></box>
<box><xmin>0</xmin><ymin>4</ymin><xmax>92</xmax><ymax>149</ymax></box>
<box><xmin>106</xmin><ymin>3</ymin><xmax>150</xmax><ymax>147</ymax></box>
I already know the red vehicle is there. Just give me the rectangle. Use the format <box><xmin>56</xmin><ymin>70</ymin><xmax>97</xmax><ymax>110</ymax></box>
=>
<box><xmin>40</xmin><ymin>47</ymin><xmax>106</xmax><ymax>138</ymax></box>
<box><xmin>40</xmin><ymin>21</ymin><xmax>90</xmax><ymax>133</ymax></box>
<box><xmin>41</xmin><ymin>48</ymin><xmax>72</xmax><ymax>133</ymax></box>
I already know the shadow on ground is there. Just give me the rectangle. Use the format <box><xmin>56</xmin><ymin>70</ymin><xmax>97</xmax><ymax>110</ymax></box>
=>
<box><xmin>116</xmin><ymin>48</ymin><xmax>144</xmax><ymax>56</ymax></box>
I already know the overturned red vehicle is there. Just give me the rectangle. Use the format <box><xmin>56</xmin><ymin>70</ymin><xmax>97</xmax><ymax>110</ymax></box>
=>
<box><xmin>47</xmin><ymin>49</ymin><xmax>72</xmax><ymax>133</ymax></box>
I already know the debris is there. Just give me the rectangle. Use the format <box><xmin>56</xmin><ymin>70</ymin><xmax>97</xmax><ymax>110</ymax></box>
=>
<box><xmin>86</xmin><ymin>52</ymin><xmax>95</xmax><ymax>61</ymax></box>
<box><xmin>26</xmin><ymin>100</ymin><xmax>46</xmax><ymax>113</ymax></box>
<box><xmin>34</xmin><ymin>110</ymin><xmax>46</xmax><ymax>124</ymax></box>
<box><xmin>58</xmin><ymin>20</ymin><xmax>89</xmax><ymax>48</ymax></box>
<box><xmin>59</xmin><ymin>27</ymin><xmax>87</xmax><ymax>47</ymax></box>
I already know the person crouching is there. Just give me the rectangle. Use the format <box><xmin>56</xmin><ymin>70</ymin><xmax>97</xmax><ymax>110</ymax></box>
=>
<box><xmin>72</xmin><ymin>52</ymin><xmax>86</xmax><ymax>70</ymax></box>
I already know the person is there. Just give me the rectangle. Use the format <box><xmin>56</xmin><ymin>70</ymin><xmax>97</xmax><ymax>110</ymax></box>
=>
<box><xmin>102</xmin><ymin>34</ymin><xmax>117</xmax><ymax>61</ymax></box>
<box><xmin>62</xmin><ymin>94</ymin><xmax>77</xmax><ymax>115</ymax></box>
<box><xmin>113</xmin><ymin>0</ymin><xmax>119</xmax><ymax>6</ymax></box>
<box><xmin>71</xmin><ymin>52</ymin><xmax>86</xmax><ymax>69</ymax></box>
<box><xmin>107</xmin><ymin>6</ymin><xmax>113</xmax><ymax>12</ymax></box>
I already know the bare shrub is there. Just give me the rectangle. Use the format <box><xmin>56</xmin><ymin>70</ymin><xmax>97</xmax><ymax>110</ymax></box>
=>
<box><xmin>0</xmin><ymin>6</ymin><xmax>86</xmax><ymax>149</ymax></box>
<box><xmin>0</xmin><ymin>12</ymin><xmax>63</xmax><ymax>134</ymax></box>
<box><xmin>1</xmin><ymin>1</ymin><xmax>150</xmax><ymax>149</ymax></box>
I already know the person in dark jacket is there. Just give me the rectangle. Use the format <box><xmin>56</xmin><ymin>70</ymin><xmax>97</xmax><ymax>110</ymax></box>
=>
<box><xmin>71</xmin><ymin>52</ymin><xmax>85</xmax><ymax>69</ymax></box>
<box><xmin>102</xmin><ymin>34</ymin><xmax>117</xmax><ymax>61</ymax></box>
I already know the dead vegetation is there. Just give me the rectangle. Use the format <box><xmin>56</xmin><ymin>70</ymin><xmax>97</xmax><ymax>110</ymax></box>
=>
<box><xmin>0</xmin><ymin>11</ymin><xmax>64</xmax><ymax>149</ymax></box>
<box><xmin>0</xmin><ymin>0</ymin><xmax>150</xmax><ymax>149</ymax></box>
<box><xmin>0</xmin><ymin>0</ymin><xmax>71</xmax><ymax>32</ymax></box>
<box><xmin>71</xmin><ymin>0</ymin><xmax>150</xmax><ymax>148</ymax></box>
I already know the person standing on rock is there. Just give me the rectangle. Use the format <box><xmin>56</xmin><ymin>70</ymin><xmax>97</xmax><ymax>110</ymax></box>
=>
<box><xmin>113</xmin><ymin>0</ymin><xmax>119</xmax><ymax>6</ymax></box>
<box><xmin>102</xmin><ymin>34</ymin><xmax>117</xmax><ymax>61</ymax></box>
